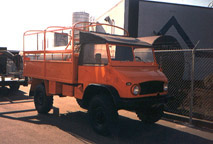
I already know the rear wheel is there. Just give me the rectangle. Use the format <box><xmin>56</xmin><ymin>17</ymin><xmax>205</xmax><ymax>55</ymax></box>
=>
<box><xmin>136</xmin><ymin>106</ymin><xmax>164</xmax><ymax>124</ymax></box>
<box><xmin>76</xmin><ymin>98</ymin><xmax>87</xmax><ymax>109</ymax></box>
<box><xmin>88</xmin><ymin>94</ymin><xmax>118</xmax><ymax>136</ymax></box>
<box><xmin>34</xmin><ymin>84</ymin><xmax>53</xmax><ymax>114</ymax></box>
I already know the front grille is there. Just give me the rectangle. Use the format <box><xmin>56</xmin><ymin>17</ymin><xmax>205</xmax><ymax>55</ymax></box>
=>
<box><xmin>139</xmin><ymin>81</ymin><xmax>164</xmax><ymax>95</ymax></box>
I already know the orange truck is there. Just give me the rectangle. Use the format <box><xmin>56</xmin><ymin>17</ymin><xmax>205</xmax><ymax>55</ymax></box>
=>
<box><xmin>23</xmin><ymin>22</ymin><xmax>170</xmax><ymax>135</ymax></box>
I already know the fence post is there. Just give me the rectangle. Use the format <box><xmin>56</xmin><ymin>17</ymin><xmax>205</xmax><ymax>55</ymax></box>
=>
<box><xmin>189</xmin><ymin>41</ymin><xmax>199</xmax><ymax>124</ymax></box>
<box><xmin>189</xmin><ymin>48</ymin><xmax>195</xmax><ymax>124</ymax></box>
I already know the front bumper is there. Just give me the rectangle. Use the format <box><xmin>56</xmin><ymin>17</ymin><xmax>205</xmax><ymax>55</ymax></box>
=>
<box><xmin>116</xmin><ymin>95</ymin><xmax>173</xmax><ymax>110</ymax></box>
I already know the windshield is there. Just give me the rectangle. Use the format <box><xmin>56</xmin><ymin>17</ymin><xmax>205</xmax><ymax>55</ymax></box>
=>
<box><xmin>109</xmin><ymin>45</ymin><xmax>154</xmax><ymax>62</ymax></box>
<box><xmin>134</xmin><ymin>48</ymin><xmax>154</xmax><ymax>62</ymax></box>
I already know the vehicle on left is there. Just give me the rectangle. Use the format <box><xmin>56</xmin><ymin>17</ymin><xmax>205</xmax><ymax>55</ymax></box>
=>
<box><xmin>0</xmin><ymin>47</ymin><xmax>28</xmax><ymax>95</ymax></box>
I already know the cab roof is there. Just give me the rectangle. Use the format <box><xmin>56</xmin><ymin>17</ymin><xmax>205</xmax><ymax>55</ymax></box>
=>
<box><xmin>79</xmin><ymin>31</ymin><xmax>152</xmax><ymax>47</ymax></box>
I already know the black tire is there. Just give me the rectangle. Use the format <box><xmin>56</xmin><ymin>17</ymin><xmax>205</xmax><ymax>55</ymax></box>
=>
<box><xmin>76</xmin><ymin>98</ymin><xmax>87</xmax><ymax>109</ymax></box>
<box><xmin>136</xmin><ymin>106</ymin><xmax>164</xmax><ymax>124</ymax></box>
<box><xmin>34</xmin><ymin>84</ymin><xmax>53</xmax><ymax>114</ymax></box>
<box><xmin>88</xmin><ymin>94</ymin><xmax>118</xmax><ymax>136</ymax></box>
<box><xmin>9</xmin><ymin>83</ymin><xmax>20</xmax><ymax>91</ymax></box>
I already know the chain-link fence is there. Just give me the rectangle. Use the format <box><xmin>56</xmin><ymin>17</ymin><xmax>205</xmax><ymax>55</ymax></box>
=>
<box><xmin>155</xmin><ymin>48</ymin><xmax>213</xmax><ymax>122</ymax></box>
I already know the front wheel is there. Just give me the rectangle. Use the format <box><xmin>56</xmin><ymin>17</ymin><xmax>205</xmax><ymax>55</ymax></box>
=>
<box><xmin>34</xmin><ymin>84</ymin><xmax>53</xmax><ymax>114</ymax></box>
<box><xmin>136</xmin><ymin>106</ymin><xmax>164</xmax><ymax>124</ymax></box>
<box><xmin>88</xmin><ymin>95</ymin><xmax>118</xmax><ymax>136</ymax></box>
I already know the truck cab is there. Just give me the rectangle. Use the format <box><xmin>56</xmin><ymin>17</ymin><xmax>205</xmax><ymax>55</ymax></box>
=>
<box><xmin>23</xmin><ymin>22</ymin><xmax>170</xmax><ymax>135</ymax></box>
<box><xmin>77</xmin><ymin>31</ymin><xmax>168</xmax><ymax>107</ymax></box>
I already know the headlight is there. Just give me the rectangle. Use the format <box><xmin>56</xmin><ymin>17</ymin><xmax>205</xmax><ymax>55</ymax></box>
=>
<box><xmin>131</xmin><ymin>85</ymin><xmax>141</xmax><ymax>95</ymax></box>
<box><xmin>164</xmin><ymin>83</ymin><xmax>168</xmax><ymax>91</ymax></box>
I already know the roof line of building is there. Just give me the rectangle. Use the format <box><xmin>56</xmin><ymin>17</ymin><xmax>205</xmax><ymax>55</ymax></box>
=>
<box><xmin>141</xmin><ymin>0</ymin><xmax>213</xmax><ymax>10</ymax></box>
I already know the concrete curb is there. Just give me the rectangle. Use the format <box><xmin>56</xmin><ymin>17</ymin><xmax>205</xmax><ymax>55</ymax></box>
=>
<box><xmin>163</xmin><ymin>112</ymin><xmax>213</xmax><ymax>133</ymax></box>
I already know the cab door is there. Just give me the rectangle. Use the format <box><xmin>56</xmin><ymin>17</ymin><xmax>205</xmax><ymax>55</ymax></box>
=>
<box><xmin>78</xmin><ymin>44</ymin><xmax>109</xmax><ymax>85</ymax></box>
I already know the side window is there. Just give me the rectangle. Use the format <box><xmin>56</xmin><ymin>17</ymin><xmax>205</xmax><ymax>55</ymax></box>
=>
<box><xmin>109</xmin><ymin>45</ymin><xmax>133</xmax><ymax>61</ymax></box>
<box><xmin>79</xmin><ymin>44</ymin><xmax>108</xmax><ymax>65</ymax></box>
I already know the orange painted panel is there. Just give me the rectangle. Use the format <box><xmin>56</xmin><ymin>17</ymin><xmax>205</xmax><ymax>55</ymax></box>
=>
<box><xmin>23</xmin><ymin>60</ymin><xmax>75</xmax><ymax>84</ymax></box>
<box><xmin>45</xmin><ymin>61</ymin><xmax>74</xmax><ymax>83</ymax></box>
<box><xmin>23</xmin><ymin>61</ymin><xmax>45</xmax><ymax>78</ymax></box>
<box><xmin>78</xmin><ymin>66</ymin><xmax>107</xmax><ymax>84</ymax></box>
<box><xmin>78</xmin><ymin>65</ymin><xmax>168</xmax><ymax>99</ymax></box>
<box><xmin>74</xmin><ymin>85</ymin><xmax>83</xmax><ymax>99</ymax></box>
<box><xmin>49</xmin><ymin>81</ymin><xmax>62</xmax><ymax>94</ymax></box>
<box><xmin>62</xmin><ymin>84</ymin><xmax>74</xmax><ymax>96</ymax></box>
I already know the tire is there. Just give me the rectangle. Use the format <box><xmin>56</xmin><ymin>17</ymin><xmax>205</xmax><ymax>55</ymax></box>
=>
<box><xmin>76</xmin><ymin>98</ymin><xmax>87</xmax><ymax>109</ymax></box>
<box><xmin>9</xmin><ymin>83</ymin><xmax>20</xmax><ymax>91</ymax></box>
<box><xmin>136</xmin><ymin>106</ymin><xmax>164</xmax><ymax>124</ymax></box>
<box><xmin>34</xmin><ymin>84</ymin><xmax>53</xmax><ymax>114</ymax></box>
<box><xmin>88</xmin><ymin>94</ymin><xmax>118</xmax><ymax>136</ymax></box>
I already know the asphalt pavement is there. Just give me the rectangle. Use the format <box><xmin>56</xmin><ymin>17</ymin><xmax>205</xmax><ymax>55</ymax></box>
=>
<box><xmin>0</xmin><ymin>86</ymin><xmax>212</xmax><ymax>144</ymax></box>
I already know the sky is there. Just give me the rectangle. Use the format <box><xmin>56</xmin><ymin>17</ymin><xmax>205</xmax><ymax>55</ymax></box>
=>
<box><xmin>0</xmin><ymin>0</ymin><xmax>121</xmax><ymax>50</ymax></box>
<box><xmin>0</xmin><ymin>0</ymin><xmax>212</xmax><ymax>50</ymax></box>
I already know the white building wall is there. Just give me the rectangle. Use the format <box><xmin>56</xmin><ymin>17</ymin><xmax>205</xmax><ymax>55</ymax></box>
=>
<box><xmin>96</xmin><ymin>0</ymin><xmax>126</xmax><ymax>35</ymax></box>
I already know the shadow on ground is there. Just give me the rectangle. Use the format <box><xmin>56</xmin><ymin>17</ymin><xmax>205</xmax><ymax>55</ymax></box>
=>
<box><xmin>0</xmin><ymin>88</ymin><xmax>212</xmax><ymax>143</ymax></box>
<box><xmin>0</xmin><ymin>87</ymin><xmax>32</xmax><ymax>103</ymax></box>
<box><xmin>0</xmin><ymin>108</ymin><xmax>212</xmax><ymax>144</ymax></box>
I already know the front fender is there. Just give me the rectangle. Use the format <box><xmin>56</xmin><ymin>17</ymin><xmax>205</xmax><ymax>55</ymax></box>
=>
<box><xmin>83</xmin><ymin>84</ymin><xmax>120</xmax><ymax>107</ymax></box>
